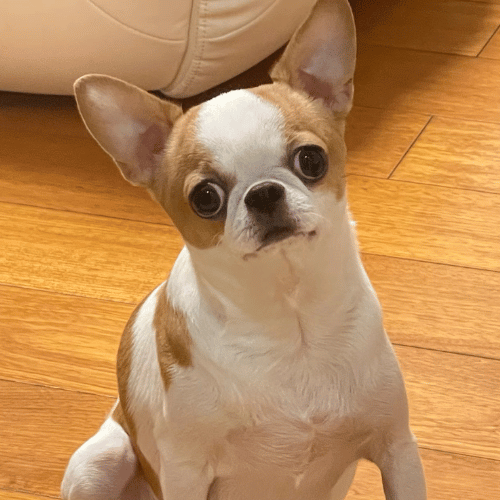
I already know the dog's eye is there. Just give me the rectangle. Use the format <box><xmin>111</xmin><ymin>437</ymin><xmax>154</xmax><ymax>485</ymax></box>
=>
<box><xmin>292</xmin><ymin>145</ymin><xmax>328</xmax><ymax>182</ymax></box>
<box><xmin>189</xmin><ymin>182</ymin><xmax>225</xmax><ymax>218</ymax></box>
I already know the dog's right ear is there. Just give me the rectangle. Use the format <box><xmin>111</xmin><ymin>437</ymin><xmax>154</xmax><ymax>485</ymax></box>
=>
<box><xmin>74</xmin><ymin>75</ymin><xmax>182</xmax><ymax>187</ymax></box>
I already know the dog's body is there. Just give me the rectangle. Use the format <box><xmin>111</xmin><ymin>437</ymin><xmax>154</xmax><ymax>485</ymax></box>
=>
<box><xmin>61</xmin><ymin>1</ymin><xmax>426</xmax><ymax>499</ymax></box>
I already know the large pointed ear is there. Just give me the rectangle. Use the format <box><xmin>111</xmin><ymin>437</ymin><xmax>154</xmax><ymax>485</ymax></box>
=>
<box><xmin>74</xmin><ymin>75</ymin><xmax>183</xmax><ymax>187</ymax></box>
<box><xmin>270</xmin><ymin>0</ymin><xmax>356</xmax><ymax>115</ymax></box>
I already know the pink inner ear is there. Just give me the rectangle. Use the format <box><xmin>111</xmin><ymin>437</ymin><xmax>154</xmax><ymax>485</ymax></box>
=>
<box><xmin>298</xmin><ymin>69</ymin><xmax>353</xmax><ymax>112</ymax></box>
<box><xmin>298</xmin><ymin>69</ymin><xmax>334</xmax><ymax>104</ymax></box>
<box><xmin>136</xmin><ymin>123</ymin><xmax>166</xmax><ymax>182</ymax></box>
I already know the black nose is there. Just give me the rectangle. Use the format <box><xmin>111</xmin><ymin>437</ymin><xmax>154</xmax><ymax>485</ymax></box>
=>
<box><xmin>244</xmin><ymin>182</ymin><xmax>285</xmax><ymax>214</ymax></box>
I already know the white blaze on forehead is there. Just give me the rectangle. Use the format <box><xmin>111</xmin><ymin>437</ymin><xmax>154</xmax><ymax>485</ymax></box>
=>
<box><xmin>196</xmin><ymin>90</ymin><xmax>286</xmax><ymax>176</ymax></box>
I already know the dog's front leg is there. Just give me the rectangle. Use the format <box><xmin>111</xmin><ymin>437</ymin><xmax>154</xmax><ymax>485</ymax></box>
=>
<box><xmin>375</xmin><ymin>435</ymin><xmax>427</xmax><ymax>500</ymax></box>
<box><xmin>158</xmin><ymin>452</ymin><xmax>214</xmax><ymax>500</ymax></box>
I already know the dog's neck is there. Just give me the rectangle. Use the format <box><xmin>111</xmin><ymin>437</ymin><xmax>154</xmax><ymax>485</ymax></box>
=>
<box><xmin>183</xmin><ymin>197</ymin><xmax>367</xmax><ymax>330</ymax></box>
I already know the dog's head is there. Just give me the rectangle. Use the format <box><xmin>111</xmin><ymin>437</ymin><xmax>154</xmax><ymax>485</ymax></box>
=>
<box><xmin>74</xmin><ymin>0</ymin><xmax>356</xmax><ymax>258</ymax></box>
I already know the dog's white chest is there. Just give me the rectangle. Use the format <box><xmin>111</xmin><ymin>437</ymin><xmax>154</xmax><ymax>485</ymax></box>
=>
<box><xmin>167</xmin><ymin>340</ymin><xmax>369</xmax><ymax>480</ymax></box>
<box><xmin>220</xmin><ymin>409</ymin><xmax>356</xmax><ymax>471</ymax></box>
<box><xmin>199</xmin><ymin>377</ymin><xmax>365</xmax><ymax>500</ymax></box>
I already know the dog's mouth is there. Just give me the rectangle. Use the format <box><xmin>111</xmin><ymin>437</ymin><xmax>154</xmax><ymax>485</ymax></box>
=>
<box><xmin>257</xmin><ymin>226</ymin><xmax>317</xmax><ymax>251</ymax></box>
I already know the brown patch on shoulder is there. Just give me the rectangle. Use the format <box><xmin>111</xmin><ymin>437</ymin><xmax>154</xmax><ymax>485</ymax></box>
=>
<box><xmin>151</xmin><ymin>106</ymin><xmax>226</xmax><ymax>250</ymax></box>
<box><xmin>154</xmin><ymin>282</ymin><xmax>193</xmax><ymax>389</ymax></box>
<box><xmin>251</xmin><ymin>83</ymin><xmax>347</xmax><ymax>199</ymax></box>
<box><xmin>115</xmin><ymin>291</ymin><xmax>163</xmax><ymax>500</ymax></box>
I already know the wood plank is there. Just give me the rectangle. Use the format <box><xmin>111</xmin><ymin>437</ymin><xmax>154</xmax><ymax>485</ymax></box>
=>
<box><xmin>396</xmin><ymin>345</ymin><xmax>500</xmax><ymax>461</ymax></box>
<box><xmin>480</xmin><ymin>26</ymin><xmax>500</xmax><ymax>58</ymax></box>
<box><xmin>345</xmin><ymin>107</ymin><xmax>430</xmax><ymax>178</ymax></box>
<box><xmin>363</xmin><ymin>254</ymin><xmax>500</xmax><ymax>360</ymax></box>
<box><xmin>355</xmin><ymin>44</ymin><xmax>500</xmax><ymax>123</ymax></box>
<box><xmin>467</xmin><ymin>0</ymin><xmax>500</xmax><ymax>5</ymax></box>
<box><xmin>0</xmin><ymin>380</ymin><xmax>113</xmax><ymax>498</ymax></box>
<box><xmin>0</xmin><ymin>91</ymin><xmax>168</xmax><ymax>223</ymax></box>
<box><xmin>354</xmin><ymin>0</ymin><xmax>500</xmax><ymax>56</ymax></box>
<box><xmin>0</xmin><ymin>92</ymin><xmax>84</xmax><ymax>138</ymax></box>
<box><xmin>348</xmin><ymin>176</ymin><xmax>500</xmax><ymax>272</ymax></box>
<box><xmin>346</xmin><ymin>450</ymin><xmax>500</xmax><ymax>500</ymax></box>
<box><xmin>0</xmin><ymin>285</ymin><xmax>133</xmax><ymax>395</ymax></box>
<box><xmin>392</xmin><ymin>116</ymin><xmax>500</xmax><ymax>193</ymax></box>
<box><xmin>0</xmin><ymin>491</ymin><xmax>54</xmax><ymax>500</ymax></box>
<box><xmin>0</xmin><ymin>130</ymin><xmax>169</xmax><ymax>224</ymax></box>
<box><xmin>346</xmin><ymin>460</ymin><xmax>384</xmax><ymax>500</ymax></box>
<box><xmin>0</xmin><ymin>202</ymin><xmax>183</xmax><ymax>302</ymax></box>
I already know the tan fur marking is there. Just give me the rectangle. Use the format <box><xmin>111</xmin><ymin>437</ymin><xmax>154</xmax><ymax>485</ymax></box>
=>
<box><xmin>252</xmin><ymin>84</ymin><xmax>347</xmax><ymax>199</ymax></box>
<box><xmin>152</xmin><ymin>107</ymin><xmax>225</xmax><ymax>250</ymax></box>
<box><xmin>154</xmin><ymin>282</ymin><xmax>193</xmax><ymax>389</ymax></box>
<box><xmin>115</xmin><ymin>292</ymin><xmax>163</xmax><ymax>500</ymax></box>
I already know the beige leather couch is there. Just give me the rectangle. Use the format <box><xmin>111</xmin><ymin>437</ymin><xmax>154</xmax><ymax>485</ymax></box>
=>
<box><xmin>0</xmin><ymin>0</ymin><xmax>315</xmax><ymax>97</ymax></box>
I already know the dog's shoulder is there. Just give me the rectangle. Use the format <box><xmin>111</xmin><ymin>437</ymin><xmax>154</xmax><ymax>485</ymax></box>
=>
<box><xmin>154</xmin><ymin>280</ymin><xmax>193</xmax><ymax>387</ymax></box>
<box><xmin>117</xmin><ymin>277</ymin><xmax>194</xmax><ymax>396</ymax></box>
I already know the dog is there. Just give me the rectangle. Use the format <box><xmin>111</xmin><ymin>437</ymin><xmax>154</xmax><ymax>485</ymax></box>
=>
<box><xmin>61</xmin><ymin>1</ymin><xmax>426</xmax><ymax>499</ymax></box>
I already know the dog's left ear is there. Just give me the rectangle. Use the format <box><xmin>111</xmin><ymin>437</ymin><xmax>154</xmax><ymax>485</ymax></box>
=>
<box><xmin>271</xmin><ymin>0</ymin><xmax>356</xmax><ymax>115</ymax></box>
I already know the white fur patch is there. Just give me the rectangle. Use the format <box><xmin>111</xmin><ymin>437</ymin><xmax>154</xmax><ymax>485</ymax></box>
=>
<box><xmin>61</xmin><ymin>415</ymin><xmax>139</xmax><ymax>500</ymax></box>
<box><xmin>196</xmin><ymin>90</ymin><xmax>286</xmax><ymax>178</ymax></box>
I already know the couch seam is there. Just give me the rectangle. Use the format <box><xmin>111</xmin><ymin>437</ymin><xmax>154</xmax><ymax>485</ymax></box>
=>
<box><xmin>86</xmin><ymin>0</ymin><xmax>186</xmax><ymax>42</ymax></box>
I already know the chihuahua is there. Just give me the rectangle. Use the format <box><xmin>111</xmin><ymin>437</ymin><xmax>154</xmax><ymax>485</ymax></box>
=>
<box><xmin>61</xmin><ymin>0</ymin><xmax>426</xmax><ymax>499</ymax></box>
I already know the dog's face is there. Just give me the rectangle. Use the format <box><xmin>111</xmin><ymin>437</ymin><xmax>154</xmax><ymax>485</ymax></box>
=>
<box><xmin>157</xmin><ymin>83</ymin><xmax>348</xmax><ymax>257</ymax></box>
<box><xmin>74</xmin><ymin>0</ymin><xmax>356</xmax><ymax>257</ymax></box>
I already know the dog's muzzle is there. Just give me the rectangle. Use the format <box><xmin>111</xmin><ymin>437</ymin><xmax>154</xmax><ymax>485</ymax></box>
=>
<box><xmin>244</xmin><ymin>181</ymin><xmax>298</xmax><ymax>247</ymax></box>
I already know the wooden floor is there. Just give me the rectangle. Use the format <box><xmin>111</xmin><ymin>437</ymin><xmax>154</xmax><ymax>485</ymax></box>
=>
<box><xmin>1</xmin><ymin>0</ymin><xmax>499</xmax><ymax>498</ymax></box>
